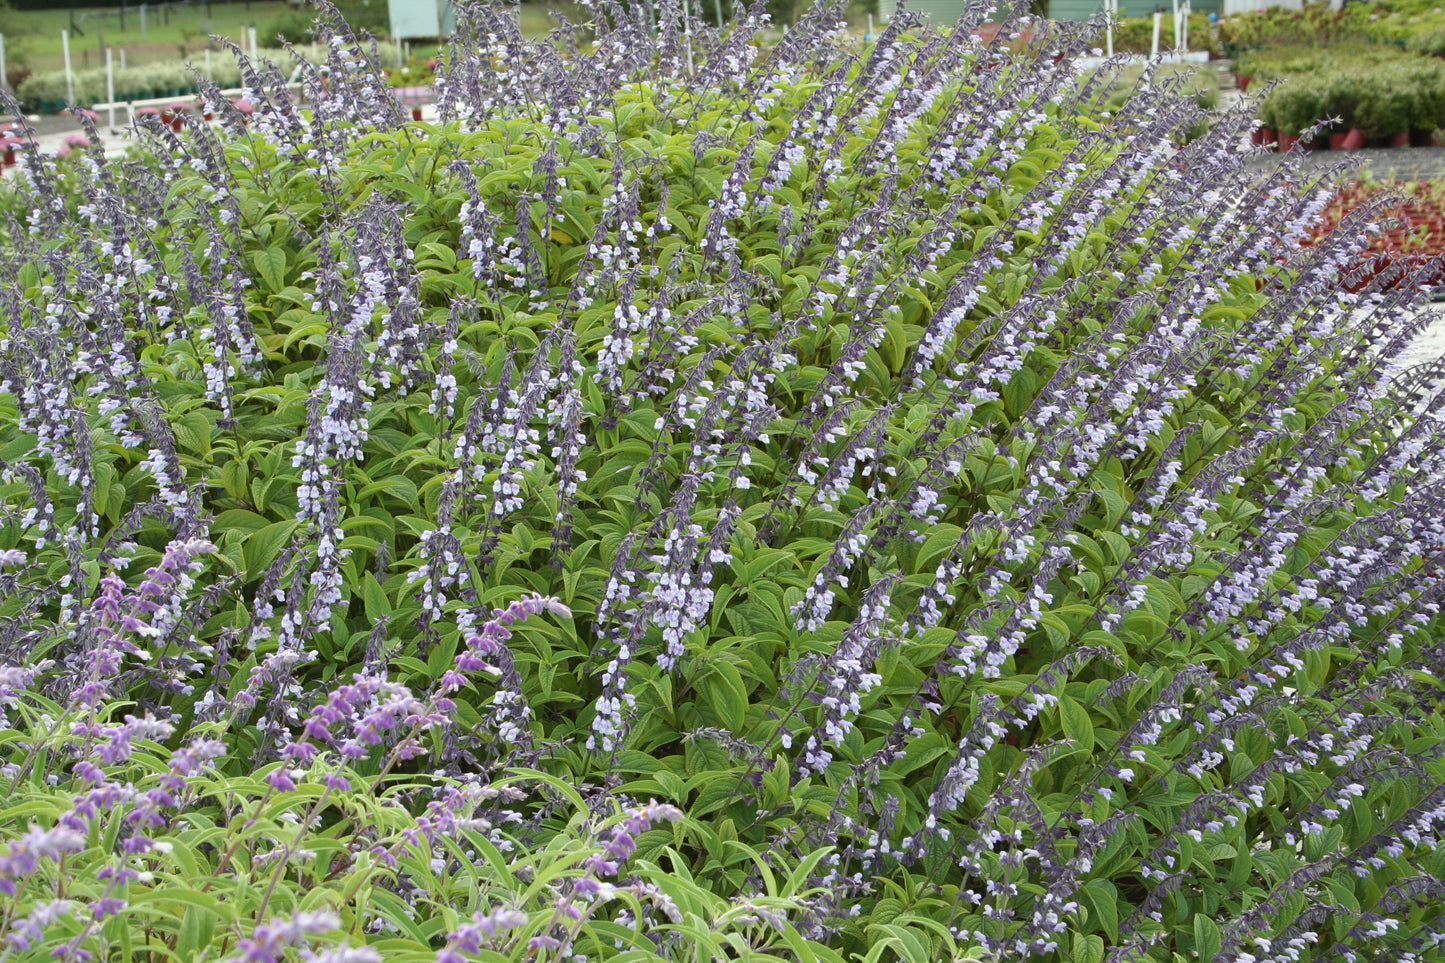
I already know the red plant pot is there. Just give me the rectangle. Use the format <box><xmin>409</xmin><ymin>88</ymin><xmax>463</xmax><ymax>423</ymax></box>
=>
<box><xmin>1302</xmin><ymin>132</ymin><xmax>1329</xmax><ymax>151</ymax></box>
<box><xmin>1279</xmin><ymin>132</ymin><xmax>1301</xmax><ymax>152</ymax></box>
<box><xmin>2</xmin><ymin>145</ymin><xmax>14</xmax><ymax>167</ymax></box>
<box><xmin>1237</xmin><ymin>74</ymin><xmax>1252</xmax><ymax>91</ymax></box>
<box><xmin>1390</xmin><ymin>131</ymin><xmax>1411</xmax><ymax>148</ymax></box>
<box><xmin>1341</xmin><ymin>128</ymin><xmax>1366</xmax><ymax>150</ymax></box>
<box><xmin>412</xmin><ymin>106</ymin><xmax>423</xmax><ymax>122</ymax></box>
<box><xmin>1261</xmin><ymin>128</ymin><xmax>1278</xmax><ymax>150</ymax></box>
<box><xmin>1330</xmin><ymin>131</ymin><xmax>1349</xmax><ymax>150</ymax></box>
<box><xmin>1251</xmin><ymin>126</ymin><xmax>1265</xmax><ymax>146</ymax></box>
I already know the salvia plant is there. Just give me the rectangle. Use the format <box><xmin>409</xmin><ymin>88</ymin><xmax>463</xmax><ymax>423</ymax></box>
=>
<box><xmin>0</xmin><ymin>1</ymin><xmax>1443</xmax><ymax>962</ymax></box>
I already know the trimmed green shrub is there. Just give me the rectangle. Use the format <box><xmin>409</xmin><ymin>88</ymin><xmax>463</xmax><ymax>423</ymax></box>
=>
<box><xmin>1265</xmin><ymin>75</ymin><xmax>1329</xmax><ymax>135</ymax></box>
<box><xmin>1259</xmin><ymin>60</ymin><xmax>1445</xmax><ymax>136</ymax></box>
<box><xmin>1406</xmin><ymin>23</ymin><xmax>1445</xmax><ymax>55</ymax></box>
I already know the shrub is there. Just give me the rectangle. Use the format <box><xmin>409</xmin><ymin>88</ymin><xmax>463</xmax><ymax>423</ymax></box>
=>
<box><xmin>1219</xmin><ymin>0</ymin><xmax>1445</xmax><ymax>49</ymax></box>
<box><xmin>265</xmin><ymin>6</ymin><xmax>327</xmax><ymax>44</ymax></box>
<box><xmin>0</xmin><ymin>1</ymin><xmax>1444</xmax><ymax>962</ymax></box>
<box><xmin>1264</xmin><ymin>75</ymin><xmax>1328</xmax><ymax>135</ymax></box>
<box><xmin>269</xmin><ymin>0</ymin><xmax>392</xmax><ymax>42</ymax></box>
<box><xmin>1407</xmin><ymin>23</ymin><xmax>1445</xmax><ymax>55</ymax></box>
<box><xmin>1398</xmin><ymin>56</ymin><xmax>1445</xmax><ymax>130</ymax></box>
<box><xmin>1355</xmin><ymin>74</ymin><xmax>1413</xmax><ymax>135</ymax></box>
<box><xmin>13</xmin><ymin>69</ymin><xmax>63</xmax><ymax>108</ymax></box>
<box><xmin>1233</xmin><ymin>43</ymin><xmax>1398</xmax><ymax>84</ymax></box>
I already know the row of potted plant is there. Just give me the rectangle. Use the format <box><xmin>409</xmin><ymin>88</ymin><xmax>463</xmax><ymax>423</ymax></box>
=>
<box><xmin>11</xmin><ymin>44</ymin><xmax>388</xmax><ymax>114</ymax></box>
<box><xmin>17</xmin><ymin>58</ymin><xmax>244</xmax><ymax>114</ymax></box>
<box><xmin>1256</xmin><ymin>58</ymin><xmax>1445</xmax><ymax>147</ymax></box>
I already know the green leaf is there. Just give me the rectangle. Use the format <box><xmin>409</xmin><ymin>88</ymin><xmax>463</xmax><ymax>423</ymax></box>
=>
<box><xmin>220</xmin><ymin>458</ymin><xmax>250</xmax><ymax>500</ymax></box>
<box><xmin>1059</xmin><ymin>695</ymin><xmax>1095</xmax><ymax>753</ymax></box>
<box><xmin>243</xmin><ymin>519</ymin><xmax>299</xmax><ymax>578</ymax></box>
<box><xmin>172</xmin><ymin>411</ymin><xmax>212</xmax><ymax>457</ymax></box>
<box><xmin>1194</xmin><ymin>914</ymin><xmax>1222</xmax><ymax>962</ymax></box>
<box><xmin>699</xmin><ymin>660</ymin><xmax>748</xmax><ymax>732</ymax></box>
<box><xmin>1072</xmin><ymin>933</ymin><xmax>1105</xmax><ymax>963</ymax></box>
<box><xmin>362</xmin><ymin>571</ymin><xmax>391</xmax><ymax>621</ymax></box>
<box><xmin>253</xmin><ymin>246</ymin><xmax>288</xmax><ymax>293</ymax></box>
<box><xmin>358</xmin><ymin>475</ymin><xmax>420</xmax><ymax>512</ymax></box>
<box><xmin>1082</xmin><ymin>880</ymin><xmax>1120</xmax><ymax>941</ymax></box>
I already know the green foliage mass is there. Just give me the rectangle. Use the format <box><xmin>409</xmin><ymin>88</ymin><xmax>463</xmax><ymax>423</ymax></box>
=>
<box><xmin>1254</xmin><ymin>56</ymin><xmax>1445</xmax><ymax>135</ymax></box>
<box><xmin>1</xmin><ymin>4</ymin><xmax>1444</xmax><ymax>962</ymax></box>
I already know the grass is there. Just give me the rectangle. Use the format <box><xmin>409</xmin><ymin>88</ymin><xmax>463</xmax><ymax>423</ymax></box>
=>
<box><xmin>1</xmin><ymin>1</ymin><xmax>292</xmax><ymax>74</ymax></box>
<box><xmin>1082</xmin><ymin>60</ymin><xmax>1222</xmax><ymax>117</ymax></box>
<box><xmin>0</xmin><ymin>1</ymin><xmax>591</xmax><ymax>76</ymax></box>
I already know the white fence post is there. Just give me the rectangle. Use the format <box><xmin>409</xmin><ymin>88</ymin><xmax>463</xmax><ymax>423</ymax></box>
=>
<box><xmin>107</xmin><ymin>48</ymin><xmax>115</xmax><ymax>129</ymax></box>
<box><xmin>141</xmin><ymin>5</ymin><xmax>148</xmax><ymax>42</ymax></box>
<box><xmin>681</xmin><ymin>0</ymin><xmax>695</xmax><ymax>74</ymax></box>
<box><xmin>0</xmin><ymin>34</ymin><xmax>7</xmax><ymax>91</ymax></box>
<box><xmin>62</xmin><ymin>29</ymin><xmax>73</xmax><ymax>106</ymax></box>
<box><xmin>1151</xmin><ymin>12</ymin><xmax>1161</xmax><ymax>57</ymax></box>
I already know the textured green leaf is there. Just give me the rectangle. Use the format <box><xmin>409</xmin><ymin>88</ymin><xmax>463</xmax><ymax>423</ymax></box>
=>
<box><xmin>1059</xmin><ymin>695</ymin><xmax>1095</xmax><ymax>753</ymax></box>
<box><xmin>252</xmin><ymin>246</ymin><xmax>287</xmax><ymax>293</ymax></box>
<box><xmin>1194</xmin><ymin>915</ymin><xmax>1222</xmax><ymax>962</ymax></box>
<box><xmin>242</xmin><ymin>519</ymin><xmax>299</xmax><ymax>578</ymax></box>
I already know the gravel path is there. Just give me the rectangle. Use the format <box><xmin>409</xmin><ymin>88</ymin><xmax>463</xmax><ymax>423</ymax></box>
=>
<box><xmin>1251</xmin><ymin>146</ymin><xmax>1445</xmax><ymax>181</ymax></box>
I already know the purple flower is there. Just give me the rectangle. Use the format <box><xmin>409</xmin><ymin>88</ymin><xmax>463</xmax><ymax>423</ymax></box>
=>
<box><xmin>439</xmin><ymin>905</ymin><xmax>528</xmax><ymax>959</ymax></box>
<box><xmin>0</xmin><ymin>824</ymin><xmax>85</xmax><ymax>895</ymax></box>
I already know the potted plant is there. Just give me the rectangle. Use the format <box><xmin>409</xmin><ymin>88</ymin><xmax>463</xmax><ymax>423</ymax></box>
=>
<box><xmin>1402</xmin><ymin>59</ymin><xmax>1445</xmax><ymax>146</ymax></box>
<box><xmin>1321</xmin><ymin>71</ymin><xmax>1366</xmax><ymax>149</ymax></box>
<box><xmin>1255</xmin><ymin>96</ymin><xmax>1280</xmax><ymax>150</ymax></box>
<box><xmin>1266</xmin><ymin>78</ymin><xmax>1326</xmax><ymax>152</ymax></box>
<box><xmin>1355</xmin><ymin>74</ymin><xmax>1412</xmax><ymax>146</ymax></box>
<box><xmin>17</xmin><ymin>72</ymin><xmax>65</xmax><ymax>114</ymax></box>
